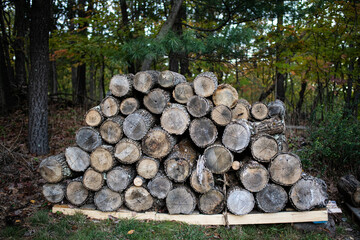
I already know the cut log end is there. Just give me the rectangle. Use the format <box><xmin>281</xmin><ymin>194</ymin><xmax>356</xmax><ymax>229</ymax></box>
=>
<box><xmin>239</xmin><ymin>160</ymin><xmax>269</xmax><ymax>192</ymax></box>
<box><xmin>90</xmin><ymin>146</ymin><xmax>114</xmax><ymax>172</ymax></box>
<box><xmin>211</xmin><ymin>105</ymin><xmax>232</xmax><ymax>126</ymax></box>
<box><xmin>232</xmin><ymin>102</ymin><xmax>250</xmax><ymax>121</ymax></box>
<box><xmin>39</xmin><ymin>153</ymin><xmax>71</xmax><ymax>183</ymax></box>
<box><xmin>190</xmin><ymin>168</ymin><xmax>214</xmax><ymax>193</ymax></box>
<box><xmin>251</xmin><ymin>134</ymin><xmax>279</xmax><ymax>162</ymax></box>
<box><xmin>147</xmin><ymin>174</ymin><xmax>173</xmax><ymax>199</ymax></box>
<box><xmin>125</xmin><ymin>186</ymin><xmax>153</xmax><ymax>212</ymax></box>
<box><xmin>222</xmin><ymin>121</ymin><xmax>251</xmax><ymax>153</ymax></box>
<box><xmin>227</xmin><ymin>187</ymin><xmax>255</xmax><ymax>215</ymax></box>
<box><xmin>85</xmin><ymin>106</ymin><xmax>103</xmax><ymax>127</ymax></box>
<box><xmin>187</xmin><ymin>95</ymin><xmax>213</xmax><ymax>118</ymax></box>
<box><xmin>99</xmin><ymin>117</ymin><xmax>124</xmax><ymax>144</ymax></box>
<box><xmin>203</xmin><ymin>144</ymin><xmax>233</xmax><ymax>174</ymax></box>
<box><xmin>269</xmin><ymin>153</ymin><xmax>302</xmax><ymax>186</ymax></box>
<box><xmin>199</xmin><ymin>189</ymin><xmax>225</xmax><ymax>214</ymax></box>
<box><xmin>251</xmin><ymin>102</ymin><xmax>269</xmax><ymax>121</ymax></box>
<box><xmin>43</xmin><ymin>183</ymin><xmax>65</xmax><ymax>203</ymax></box>
<box><xmin>109</xmin><ymin>74</ymin><xmax>132</xmax><ymax>97</ymax></box>
<box><xmin>166</xmin><ymin>187</ymin><xmax>196</xmax><ymax>214</ymax></box>
<box><xmin>256</xmin><ymin>184</ymin><xmax>288</xmax><ymax>213</ymax></box>
<box><xmin>212</xmin><ymin>84</ymin><xmax>238</xmax><ymax>108</ymax></box>
<box><xmin>189</xmin><ymin>118</ymin><xmax>218</xmax><ymax>148</ymax></box>
<box><xmin>142</xmin><ymin>127</ymin><xmax>175</xmax><ymax>159</ymax></box>
<box><xmin>172</xmin><ymin>82</ymin><xmax>194</xmax><ymax>104</ymax></box>
<box><xmin>123</xmin><ymin>109</ymin><xmax>154</xmax><ymax>140</ymax></box>
<box><xmin>83</xmin><ymin>168</ymin><xmax>104</xmax><ymax>191</ymax></box>
<box><xmin>65</xmin><ymin>146</ymin><xmax>90</xmax><ymax>172</ymax></box>
<box><xmin>114</xmin><ymin>138</ymin><xmax>142</xmax><ymax>164</ymax></box>
<box><xmin>107</xmin><ymin>166</ymin><xmax>135</xmax><ymax>192</ymax></box>
<box><xmin>161</xmin><ymin>104</ymin><xmax>190</xmax><ymax>135</ymax></box>
<box><xmin>143</xmin><ymin>88</ymin><xmax>170</xmax><ymax>114</ymax></box>
<box><xmin>100</xmin><ymin>96</ymin><xmax>120</xmax><ymax>118</ymax></box>
<box><xmin>75</xmin><ymin>127</ymin><xmax>102</xmax><ymax>152</ymax></box>
<box><xmin>95</xmin><ymin>187</ymin><xmax>123</xmax><ymax>212</ymax></box>
<box><xmin>133</xmin><ymin>70</ymin><xmax>159</xmax><ymax>93</ymax></box>
<box><xmin>159</xmin><ymin>70</ymin><xmax>186</xmax><ymax>88</ymax></box>
<box><xmin>164</xmin><ymin>157</ymin><xmax>191</xmax><ymax>183</ymax></box>
<box><xmin>193</xmin><ymin>72</ymin><xmax>218</xmax><ymax>97</ymax></box>
<box><xmin>120</xmin><ymin>97</ymin><xmax>140</xmax><ymax>115</ymax></box>
<box><xmin>136</xmin><ymin>157</ymin><xmax>159</xmax><ymax>179</ymax></box>
<box><xmin>66</xmin><ymin>180</ymin><xmax>89</xmax><ymax>206</ymax></box>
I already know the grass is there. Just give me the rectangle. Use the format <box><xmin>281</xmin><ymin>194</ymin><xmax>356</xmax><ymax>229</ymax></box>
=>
<box><xmin>0</xmin><ymin>210</ymin><xmax>331</xmax><ymax>240</ymax></box>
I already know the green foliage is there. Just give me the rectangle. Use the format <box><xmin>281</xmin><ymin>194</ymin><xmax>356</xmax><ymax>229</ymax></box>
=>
<box><xmin>299</xmin><ymin>107</ymin><xmax>360</xmax><ymax>173</ymax></box>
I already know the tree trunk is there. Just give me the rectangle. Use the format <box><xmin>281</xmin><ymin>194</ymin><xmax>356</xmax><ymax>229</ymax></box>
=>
<box><xmin>133</xmin><ymin>70</ymin><xmax>160</xmax><ymax>93</ymax></box>
<box><xmin>166</xmin><ymin>186</ymin><xmax>196</xmax><ymax>214</ymax></box>
<box><xmin>211</xmin><ymin>105</ymin><xmax>232</xmax><ymax>126</ymax></box>
<box><xmin>98</xmin><ymin>57</ymin><xmax>105</xmax><ymax>101</ymax></box>
<box><xmin>203</xmin><ymin>144</ymin><xmax>233</xmax><ymax>174</ymax></box>
<box><xmin>189</xmin><ymin>118</ymin><xmax>218</xmax><ymax>148</ymax></box>
<box><xmin>123</xmin><ymin>109</ymin><xmax>155</xmax><ymax>140</ymax></box>
<box><xmin>198</xmin><ymin>189</ymin><xmax>225</xmax><ymax>214</ymax></box>
<box><xmin>250</xmin><ymin>134</ymin><xmax>279</xmax><ymax>163</ymax></box>
<box><xmin>14</xmin><ymin>0</ymin><xmax>27</xmax><ymax>88</ymax></box>
<box><xmin>124</xmin><ymin>186</ymin><xmax>153</xmax><ymax>212</ymax></box>
<box><xmin>289</xmin><ymin>175</ymin><xmax>328</xmax><ymax>211</ymax></box>
<box><xmin>28</xmin><ymin>0</ymin><xmax>50</xmax><ymax>155</ymax></box>
<box><xmin>268</xmin><ymin>153</ymin><xmax>302</xmax><ymax>186</ymax></box>
<box><xmin>85</xmin><ymin>106</ymin><xmax>104</xmax><ymax>127</ymax></box>
<box><xmin>43</xmin><ymin>183</ymin><xmax>65</xmax><ymax>203</ymax></box>
<box><xmin>172</xmin><ymin>82</ymin><xmax>194</xmax><ymax>104</ymax></box>
<box><xmin>226</xmin><ymin>187</ymin><xmax>255</xmax><ymax>215</ymax></box>
<box><xmin>94</xmin><ymin>187</ymin><xmax>123</xmax><ymax>212</ymax></box>
<box><xmin>143</xmin><ymin>88</ymin><xmax>171</xmax><ymax>114</ymax></box>
<box><xmin>106</xmin><ymin>166</ymin><xmax>135</xmax><ymax>193</ymax></box>
<box><xmin>337</xmin><ymin>174</ymin><xmax>360</xmax><ymax>207</ymax></box>
<box><xmin>142</xmin><ymin>127</ymin><xmax>176</xmax><ymax>159</ymax></box>
<box><xmin>160</xmin><ymin>103</ymin><xmax>190</xmax><ymax>135</ymax></box>
<box><xmin>186</xmin><ymin>95</ymin><xmax>213</xmax><ymax>118</ymax></box>
<box><xmin>256</xmin><ymin>184</ymin><xmax>288</xmax><ymax>213</ymax></box>
<box><xmin>275</xmin><ymin>0</ymin><xmax>286</xmax><ymax>102</ymax></box>
<box><xmin>120</xmin><ymin>97</ymin><xmax>140</xmax><ymax>115</ymax></box>
<box><xmin>159</xmin><ymin>70</ymin><xmax>186</xmax><ymax>88</ymax></box>
<box><xmin>239</xmin><ymin>160</ymin><xmax>269</xmax><ymax>193</ymax></box>
<box><xmin>65</xmin><ymin>146</ymin><xmax>90</xmax><ymax>172</ymax></box>
<box><xmin>136</xmin><ymin>156</ymin><xmax>160</xmax><ymax>179</ymax></box>
<box><xmin>109</xmin><ymin>74</ymin><xmax>134</xmax><ymax>97</ymax></box>
<box><xmin>212</xmin><ymin>84</ymin><xmax>238</xmax><ymax>108</ymax></box>
<box><xmin>66</xmin><ymin>178</ymin><xmax>90</xmax><ymax>206</ymax></box>
<box><xmin>39</xmin><ymin>153</ymin><xmax>73</xmax><ymax>183</ymax></box>
<box><xmin>222</xmin><ymin>120</ymin><xmax>251</xmax><ymax>153</ymax></box>
<box><xmin>114</xmin><ymin>138</ymin><xmax>142</xmax><ymax>164</ymax></box>
<box><xmin>99</xmin><ymin>116</ymin><xmax>124</xmax><ymax>144</ymax></box>
<box><xmin>90</xmin><ymin>145</ymin><xmax>114</xmax><ymax>172</ymax></box>
<box><xmin>75</xmin><ymin>127</ymin><xmax>102</xmax><ymax>152</ymax></box>
<box><xmin>100</xmin><ymin>96</ymin><xmax>120</xmax><ymax>118</ymax></box>
<box><xmin>193</xmin><ymin>72</ymin><xmax>218</xmax><ymax>97</ymax></box>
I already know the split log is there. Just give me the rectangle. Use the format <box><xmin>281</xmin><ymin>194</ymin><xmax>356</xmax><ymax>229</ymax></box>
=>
<box><xmin>83</xmin><ymin>168</ymin><xmax>104</xmax><ymax>191</ymax></box>
<box><xmin>85</xmin><ymin>106</ymin><xmax>103</xmax><ymax>127</ymax></box>
<box><xmin>166</xmin><ymin>186</ymin><xmax>196</xmax><ymax>214</ymax></box>
<box><xmin>268</xmin><ymin>153</ymin><xmax>302</xmax><ymax>186</ymax></box>
<box><xmin>256</xmin><ymin>184</ymin><xmax>288</xmax><ymax>213</ymax></box>
<box><xmin>170</xmin><ymin>138</ymin><xmax>198</xmax><ymax>167</ymax></box>
<box><xmin>252</xmin><ymin>118</ymin><xmax>285</xmax><ymax>135</ymax></box>
<box><xmin>109</xmin><ymin>74</ymin><xmax>133</xmax><ymax>97</ymax></box>
<box><xmin>239</xmin><ymin>161</ymin><xmax>269</xmax><ymax>193</ymax></box>
<box><xmin>232</xmin><ymin>100</ymin><xmax>250</xmax><ymax>121</ymax></box>
<box><xmin>222</xmin><ymin>120</ymin><xmax>251</xmax><ymax>153</ymax></box>
<box><xmin>123</xmin><ymin>109</ymin><xmax>154</xmax><ymax>140</ymax></box>
<box><xmin>227</xmin><ymin>187</ymin><xmax>255</xmax><ymax>215</ymax></box>
<box><xmin>251</xmin><ymin>102</ymin><xmax>269</xmax><ymax>121</ymax></box>
<box><xmin>136</xmin><ymin>156</ymin><xmax>160</xmax><ymax>179</ymax></box>
<box><xmin>43</xmin><ymin>183</ymin><xmax>65</xmax><ymax>203</ymax></box>
<box><xmin>90</xmin><ymin>145</ymin><xmax>114</xmax><ymax>172</ymax></box>
<box><xmin>160</xmin><ymin>103</ymin><xmax>190</xmax><ymax>135</ymax></box>
<box><xmin>66</xmin><ymin>178</ymin><xmax>89</xmax><ymax>206</ymax></box>
<box><xmin>289</xmin><ymin>175</ymin><xmax>328</xmax><ymax>211</ymax></box>
<box><xmin>250</xmin><ymin>134</ymin><xmax>279</xmax><ymax>162</ymax></box>
<box><xmin>133</xmin><ymin>176</ymin><xmax>146</xmax><ymax>187</ymax></box>
<box><xmin>186</xmin><ymin>95</ymin><xmax>213</xmax><ymax>118</ymax></box>
<box><xmin>198</xmin><ymin>189</ymin><xmax>225</xmax><ymax>214</ymax></box>
<box><xmin>114</xmin><ymin>138</ymin><xmax>142</xmax><ymax>164</ymax></box>
<box><xmin>193</xmin><ymin>72</ymin><xmax>218</xmax><ymax>97</ymax></box>
<box><xmin>143</xmin><ymin>88</ymin><xmax>171</xmax><ymax>114</ymax></box>
<box><xmin>164</xmin><ymin>157</ymin><xmax>191</xmax><ymax>183</ymax></box>
<box><xmin>124</xmin><ymin>186</ymin><xmax>153</xmax><ymax>212</ymax></box>
<box><xmin>172</xmin><ymin>82</ymin><xmax>194</xmax><ymax>104</ymax></box>
<box><xmin>147</xmin><ymin>172</ymin><xmax>173</xmax><ymax>199</ymax></box>
<box><xmin>100</xmin><ymin>96</ymin><xmax>120</xmax><ymax>118</ymax></box>
<box><xmin>39</xmin><ymin>153</ymin><xmax>73</xmax><ymax>183</ymax></box>
<box><xmin>106</xmin><ymin>166</ymin><xmax>135</xmax><ymax>193</ymax></box>
<box><xmin>142</xmin><ymin>127</ymin><xmax>176</xmax><ymax>159</ymax></box>
<box><xmin>94</xmin><ymin>187</ymin><xmax>123</xmax><ymax>212</ymax></box>
<box><xmin>133</xmin><ymin>70</ymin><xmax>159</xmax><ymax>94</ymax></box>
<box><xmin>267</xmin><ymin>99</ymin><xmax>285</xmax><ymax>119</ymax></box>
<box><xmin>211</xmin><ymin>105</ymin><xmax>232</xmax><ymax>126</ymax></box>
<box><xmin>189</xmin><ymin>168</ymin><xmax>214</xmax><ymax>193</ymax></box>
<box><xmin>119</xmin><ymin>97</ymin><xmax>140</xmax><ymax>115</ymax></box>
<box><xmin>189</xmin><ymin>118</ymin><xmax>218</xmax><ymax>148</ymax></box>
<box><xmin>65</xmin><ymin>146</ymin><xmax>90</xmax><ymax>172</ymax></box>
<box><xmin>212</xmin><ymin>84</ymin><xmax>238</xmax><ymax>108</ymax></box>
<box><xmin>337</xmin><ymin>175</ymin><xmax>360</xmax><ymax>207</ymax></box>
<box><xmin>158</xmin><ymin>70</ymin><xmax>186</xmax><ymax>88</ymax></box>
<box><xmin>99</xmin><ymin>116</ymin><xmax>124</xmax><ymax>144</ymax></box>
<box><xmin>203</xmin><ymin>144</ymin><xmax>233</xmax><ymax>174</ymax></box>
<box><xmin>75</xmin><ymin>127</ymin><xmax>102</xmax><ymax>152</ymax></box>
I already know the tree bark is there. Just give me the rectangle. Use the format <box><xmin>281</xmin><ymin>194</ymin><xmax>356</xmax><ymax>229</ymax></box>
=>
<box><xmin>28</xmin><ymin>0</ymin><xmax>50</xmax><ymax>155</ymax></box>
<box><xmin>39</xmin><ymin>153</ymin><xmax>73</xmax><ymax>183</ymax></box>
<box><xmin>14</xmin><ymin>0</ymin><xmax>27</xmax><ymax>88</ymax></box>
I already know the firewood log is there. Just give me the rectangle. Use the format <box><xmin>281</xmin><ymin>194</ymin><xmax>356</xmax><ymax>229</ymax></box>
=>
<box><xmin>125</xmin><ymin>186</ymin><xmax>153</xmax><ymax>212</ymax></box>
<box><xmin>90</xmin><ymin>145</ymin><xmax>114</xmax><ymax>173</ymax></box>
<box><xmin>158</xmin><ymin>70</ymin><xmax>186</xmax><ymax>88</ymax></box>
<box><xmin>203</xmin><ymin>144</ymin><xmax>233</xmax><ymax>174</ymax></box>
<box><xmin>212</xmin><ymin>84</ymin><xmax>238</xmax><ymax>108</ymax></box>
<box><xmin>164</xmin><ymin>157</ymin><xmax>191</xmax><ymax>183</ymax></box>
<box><xmin>147</xmin><ymin>172</ymin><xmax>173</xmax><ymax>199</ymax></box>
<box><xmin>114</xmin><ymin>138</ymin><xmax>142</xmax><ymax>164</ymax></box>
<box><xmin>43</xmin><ymin>183</ymin><xmax>65</xmax><ymax>203</ymax></box>
<box><xmin>211</xmin><ymin>105</ymin><xmax>232</xmax><ymax>126</ymax></box>
<box><xmin>189</xmin><ymin>118</ymin><xmax>218</xmax><ymax>148</ymax></box>
<box><xmin>170</xmin><ymin>138</ymin><xmax>198</xmax><ymax>167</ymax></box>
<box><xmin>337</xmin><ymin>174</ymin><xmax>360</xmax><ymax>207</ymax></box>
<box><xmin>198</xmin><ymin>189</ymin><xmax>225</xmax><ymax>214</ymax></box>
<box><xmin>141</xmin><ymin>127</ymin><xmax>176</xmax><ymax>159</ymax></box>
<box><xmin>94</xmin><ymin>187</ymin><xmax>123</xmax><ymax>212</ymax></box>
<box><xmin>250</xmin><ymin>134</ymin><xmax>279</xmax><ymax>163</ymax></box>
<box><xmin>99</xmin><ymin>116</ymin><xmax>124</xmax><ymax>144</ymax></box>
<box><xmin>100</xmin><ymin>96</ymin><xmax>120</xmax><ymax>118</ymax></box>
<box><xmin>109</xmin><ymin>74</ymin><xmax>133</xmax><ymax>97</ymax></box>
<box><xmin>160</xmin><ymin>103</ymin><xmax>190</xmax><ymax>135</ymax></box>
<box><xmin>84</xmin><ymin>106</ymin><xmax>104</xmax><ymax>127</ymax></box>
<box><xmin>65</xmin><ymin>146</ymin><xmax>90</xmax><ymax>172</ymax></box>
<box><xmin>172</xmin><ymin>82</ymin><xmax>194</xmax><ymax>104</ymax></box>
<box><xmin>226</xmin><ymin>187</ymin><xmax>255</xmax><ymax>215</ymax></box>
<box><xmin>232</xmin><ymin>99</ymin><xmax>250</xmax><ymax>121</ymax></box>
<box><xmin>136</xmin><ymin>156</ymin><xmax>160</xmax><ymax>179</ymax></box>
<box><xmin>106</xmin><ymin>166</ymin><xmax>135</xmax><ymax>193</ymax></box>
<box><xmin>133</xmin><ymin>70</ymin><xmax>159</xmax><ymax>94</ymax></box>
<box><xmin>193</xmin><ymin>72</ymin><xmax>218</xmax><ymax>97</ymax></box>
<box><xmin>252</xmin><ymin>118</ymin><xmax>285</xmax><ymax>135</ymax></box>
<box><xmin>186</xmin><ymin>95</ymin><xmax>213</xmax><ymax>118</ymax></box>
<box><xmin>289</xmin><ymin>175</ymin><xmax>328</xmax><ymax>211</ymax></box>
<box><xmin>256</xmin><ymin>184</ymin><xmax>288</xmax><ymax>213</ymax></box>
<box><xmin>189</xmin><ymin>168</ymin><xmax>214</xmax><ymax>193</ymax></box>
<box><xmin>166</xmin><ymin>186</ymin><xmax>196</xmax><ymax>214</ymax></box>
<box><xmin>222</xmin><ymin>120</ymin><xmax>251</xmax><ymax>153</ymax></box>
<box><xmin>119</xmin><ymin>97</ymin><xmax>140</xmax><ymax>115</ymax></box>
<box><xmin>66</xmin><ymin>177</ymin><xmax>90</xmax><ymax>206</ymax></box>
<box><xmin>123</xmin><ymin>109</ymin><xmax>154</xmax><ymax>140</ymax></box>
<box><xmin>83</xmin><ymin>168</ymin><xmax>104</xmax><ymax>191</ymax></box>
<box><xmin>251</xmin><ymin>102</ymin><xmax>269</xmax><ymax>121</ymax></box>
<box><xmin>239</xmin><ymin>160</ymin><xmax>269</xmax><ymax>192</ymax></box>
<box><xmin>267</xmin><ymin>99</ymin><xmax>285</xmax><ymax>119</ymax></box>
<box><xmin>143</xmin><ymin>88</ymin><xmax>171</xmax><ymax>114</ymax></box>
<box><xmin>75</xmin><ymin>127</ymin><xmax>102</xmax><ymax>152</ymax></box>
<box><xmin>39</xmin><ymin>153</ymin><xmax>73</xmax><ymax>183</ymax></box>
<box><xmin>268</xmin><ymin>153</ymin><xmax>302</xmax><ymax>186</ymax></box>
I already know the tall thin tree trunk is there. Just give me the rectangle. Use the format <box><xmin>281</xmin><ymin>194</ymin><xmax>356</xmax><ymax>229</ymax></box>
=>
<box><xmin>275</xmin><ymin>0</ymin><xmax>286</xmax><ymax>102</ymax></box>
<box><xmin>28</xmin><ymin>0</ymin><xmax>50</xmax><ymax>155</ymax></box>
<box><xmin>89</xmin><ymin>61</ymin><xmax>96</xmax><ymax>101</ymax></box>
<box><xmin>98</xmin><ymin>57</ymin><xmax>105</xmax><ymax>101</ymax></box>
<box><xmin>14</xmin><ymin>0</ymin><xmax>27</xmax><ymax>89</ymax></box>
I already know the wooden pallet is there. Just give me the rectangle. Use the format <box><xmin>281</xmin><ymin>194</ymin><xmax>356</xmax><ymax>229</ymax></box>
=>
<box><xmin>52</xmin><ymin>205</ymin><xmax>328</xmax><ymax>225</ymax></box>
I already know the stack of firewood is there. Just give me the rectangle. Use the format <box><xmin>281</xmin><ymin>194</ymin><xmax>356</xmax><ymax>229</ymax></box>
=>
<box><xmin>39</xmin><ymin>70</ymin><xmax>328</xmax><ymax>215</ymax></box>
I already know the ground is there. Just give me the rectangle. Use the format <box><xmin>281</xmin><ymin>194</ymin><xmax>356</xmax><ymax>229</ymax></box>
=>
<box><xmin>0</xmin><ymin>102</ymin><xmax>359</xmax><ymax>239</ymax></box>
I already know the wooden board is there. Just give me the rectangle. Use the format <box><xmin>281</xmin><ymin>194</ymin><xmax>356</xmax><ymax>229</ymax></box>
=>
<box><xmin>52</xmin><ymin>205</ymin><xmax>328</xmax><ymax>225</ymax></box>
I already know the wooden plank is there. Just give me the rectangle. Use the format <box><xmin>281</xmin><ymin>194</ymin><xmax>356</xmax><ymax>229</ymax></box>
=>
<box><xmin>52</xmin><ymin>205</ymin><xmax>327</xmax><ymax>225</ymax></box>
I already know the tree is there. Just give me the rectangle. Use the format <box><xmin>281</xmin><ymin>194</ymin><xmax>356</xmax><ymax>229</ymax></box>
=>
<box><xmin>28</xmin><ymin>0</ymin><xmax>50</xmax><ymax>155</ymax></box>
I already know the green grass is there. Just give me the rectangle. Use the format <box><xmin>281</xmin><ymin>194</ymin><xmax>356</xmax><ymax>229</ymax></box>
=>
<box><xmin>0</xmin><ymin>210</ymin><xmax>331</xmax><ymax>240</ymax></box>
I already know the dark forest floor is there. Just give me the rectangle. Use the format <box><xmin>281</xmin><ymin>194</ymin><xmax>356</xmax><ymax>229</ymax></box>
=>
<box><xmin>0</xmin><ymin>102</ymin><xmax>359</xmax><ymax>239</ymax></box>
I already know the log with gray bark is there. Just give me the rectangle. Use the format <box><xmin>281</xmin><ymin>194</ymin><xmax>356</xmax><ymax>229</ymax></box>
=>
<box><xmin>256</xmin><ymin>184</ymin><xmax>288</xmax><ymax>213</ymax></box>
<box><xmin>268</xmin><ymin>153</ymin><xmax>302</xmax><ymax>186</ymax></box>
<box><xmin>198</xmin><ymin>189</ymin><xmax>225</xmax><ymax>214</ymax></box>
<box><xmin>267</xmin><ymin>99</ymin><xmax>285</xmax><ymax>119</ymax></box>
<box><xmin>114</xmin><ymin>138</ymin><xmax>142</xmax><ymax>164</ymax></box>
<box><xmin>143</xmin><ymin>88</ymin><xmax>171</xmax><ymax>114</ymax></box>
<box><xmin>239</xmin><ymin>160</ymin><xmax>269</xmax><ymax>193</ymax></box>
<box><xmin>160</xmin><ymin>103</ymin><xmax>190</xmax><ymax>135</ymax></box>
<box><xmin>166</xmin><ymin>186</ymin><xmax>196</xmax><ymax>214</ymax></box>
<box><xmin>39</xmin><ymin>153</ymin><xmax>73</xmax><ymax>183</ymax></box>
<box><xmin>99</xmin><ymin>116</ymin><xmax>124</xmax><ymax>144</ymax></box>
<box><xmin>159</xmin><ymin>70</ymin><xmax>186</xmax><ymax>88</ymax></box>
<box><xmin>141</xmin><ymin>127</ymin><xmax>176</xmax><ymax>159</ymax></box>
<box><xmin>94</xmin><ymin>187</ymin><xmax>123</xmax><ymax>212</ymax></box>
<box><xmin>169</xmin><ymin>138</ymin><xmax>198</xmax><ymax>167</ymax></box>
<box><xmin>100</xmin><ymin>96</ymin><xmax>120</xmax><ymax>118</ymax></box>
<box><xmin>172</xmin><ymin>82</ymin><xmax>194</xmax><ymax>104</ymax></box>
<box><xmin>203</xmin><ymin>144</ymin><xmax>233</xmax><ymax>174</ymax></box>
<box><xmin>186</xmin><ymin>95</ymin><xmax>213</xmax><ymax>118</ymax></box>
<box><xmin>337</xmin><ymin>174</ymin><xmax>360</xmax><ymax>207</ymax></box>
<box><xmin>252</xmin><ymin>118</ymin><xmax>285</xmax><ymax>135</ymax></box>
<box><xmin>250</xmin><ymin>134</ymin><xmax>279</xmax><ymax>162</ymax></box>
<box><xmin>109</xmin><ymin>74</ymin><xmax>133</xmax><ymax>97</ymax></box>
<box><xmin>189</xmin><ymin>118</ymin><xmax>218</xmax><ymax>148</ymax></box>
<box><xmin>211</xmin><ymin>105</ymin><xmax>232</xmax><ymax>126</ymax></box>
<box><xmin>193</xmin><ymin>72</ymin><xmax>218</xmax><ymax>97</ymax></box>
<box><xmin>123</xmin><ymin>109</ymin><xmax>154</xmax><ymax>140</ymax></box>
<box><xmin>124</xmin><ymin>186</ymin><xmax>154</xmax><ymax>212</ymax></box>
<box><xmin>84</xmin><ymin>106</ymin><xmax>103</xmax><ymax>127</ymax></box>
<box><xmin>212</xmin><ymin>84</ymin><xmax>238</xmax><ymax>108</ymax></box>
<box><xmin>119</xmin><ymin>97</ymin><xmax>140</xmax><ymax>115</ymax></box>
<box><xmin>222</xmin><ymin>120</ymin><xmax>251</xmax><ymax>153</ymax></box>
<box><xmin>133</xmin><ymin>70</ymin><xmax>159</xmax><ymax>94</ymax></box>
<box><xmin>106</xmin><ymin>166</ymin><xmax>135</xmax><ymax>193</ymax></box>
<box><xmin>75</xmin><ymin>127</ymin><xmax>102</xmax><ymax>152</ymax></box>
<box><xmin>227</xmin><ymin>187</ymin><xmax>255</xmax><ymax>215</ymax></box>
<box><xmin>189</xmin><ymin>168</ymin><xmax>214</xmax><ymax>193</ymax></box>
<box><xmin>65</xmin><ymin>146</ymin><xmax>90</xmax><ymax>172</ymax></box>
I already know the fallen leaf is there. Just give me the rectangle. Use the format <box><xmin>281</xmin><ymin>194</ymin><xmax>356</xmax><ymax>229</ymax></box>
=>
<box><xmin>15</xmin><ymin>219</ymin><xmax>21</xmax><ymax>223</ymax></box>
<box><xmin>30</xmin><ymin>200</ymin><xmax>36</xmax><ymax>204</ymax></box>
<box><xmin>127</xmin><ymin>230</ymin><xmax>135</xmax><ymax>235</ymax></box>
